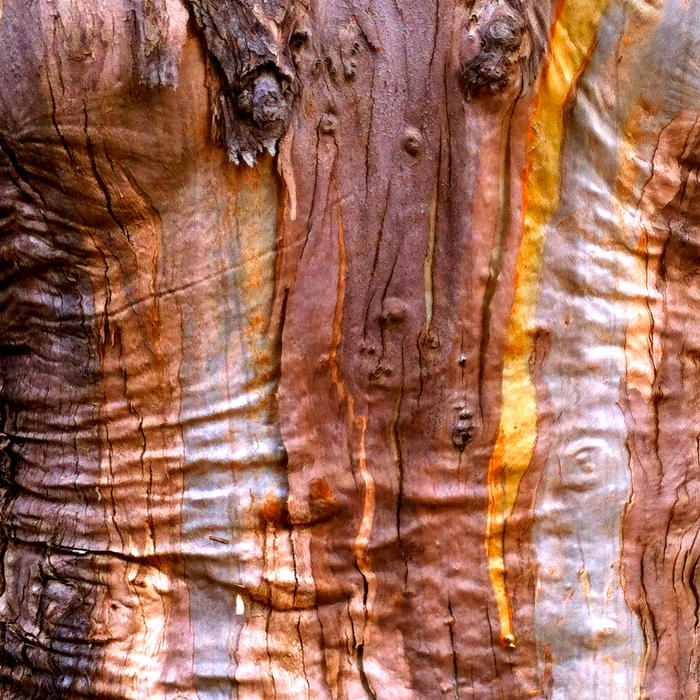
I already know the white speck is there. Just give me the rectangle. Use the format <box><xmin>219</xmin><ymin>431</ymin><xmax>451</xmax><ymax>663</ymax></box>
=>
<box><xmin>235</xmin><ymin>594</ymin><xmax>245</xmax><ymax>616</ymax></box>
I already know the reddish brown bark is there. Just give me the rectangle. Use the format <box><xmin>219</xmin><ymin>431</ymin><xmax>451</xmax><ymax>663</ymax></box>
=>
<box><xmin>2</xmin><ymin>0</ymin><xmax>700</xmax><ymax>698</ymax></box>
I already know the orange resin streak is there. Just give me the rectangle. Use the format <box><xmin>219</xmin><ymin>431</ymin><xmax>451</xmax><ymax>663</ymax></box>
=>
<box><xmin>485</xmin><ymin>0</ymin><xmax>611</xmax><ymax>646</ymax></box>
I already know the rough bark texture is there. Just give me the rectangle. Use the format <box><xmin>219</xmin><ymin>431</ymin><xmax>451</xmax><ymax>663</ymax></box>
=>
<box><xmin>1</xmin><ymin>0</ymin><xmax>699</xmax><ymax>698</ymax></box>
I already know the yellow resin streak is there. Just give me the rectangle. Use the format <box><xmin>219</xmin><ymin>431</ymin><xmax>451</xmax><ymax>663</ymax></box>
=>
<box><xmin>485</xmin><ymin>0</ymin><xmax>610</xmax><ymax>646</ymax></box>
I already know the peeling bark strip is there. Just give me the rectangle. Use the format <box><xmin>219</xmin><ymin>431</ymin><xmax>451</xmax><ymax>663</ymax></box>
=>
<box><xmin>486</xmin><ymin>0</ymin><xmax>609</xmax><ymax>647</ymax></box>
<box><xmin>1</xmin><ymin>0</ymin><xmax>700</xmax><ymax>697</ymax></box>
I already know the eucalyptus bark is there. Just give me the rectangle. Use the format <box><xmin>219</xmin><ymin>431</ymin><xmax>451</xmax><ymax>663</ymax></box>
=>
<box><xmin>0</xmin><ymin>0</ymin><xmax>699</xmax><ymax>698</ymax></box>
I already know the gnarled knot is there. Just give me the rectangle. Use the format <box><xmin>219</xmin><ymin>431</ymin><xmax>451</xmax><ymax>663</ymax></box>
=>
<box><xmin>460</xmin><ymin>10</ymin><xmax>527</xmax><ymax>101</ymax></box>
<box><xmin>237</xmin><ymin>70</ymin><xmax>291</xmax><ymax>128</ymax></box>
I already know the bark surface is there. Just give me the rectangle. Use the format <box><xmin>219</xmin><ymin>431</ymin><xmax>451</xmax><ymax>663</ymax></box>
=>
<box><xmin>0</xmin><ymin>0</ymin><xmax>699</xmax><ymax>698</ymax></box>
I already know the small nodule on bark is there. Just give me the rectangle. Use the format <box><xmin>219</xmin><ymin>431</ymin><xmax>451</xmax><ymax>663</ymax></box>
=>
<box><xmin>452</xmin><ymin>409</ymin><xmax>473</xmax><ymax>451</ymax></box>
<box><xmin>402</xmin><ymin>127</ymin><xmax>423</xmax><ymax>157</ymax></box>
<box><xmin>381</xmin><ymin>297</ymin><xmax>408</xmax><ymax>324</ymax></box>
<box><xmin>370</xmin><ymin>365</ymin><xmax>393</xmax><ymax>382</ymax></box>
<box><xmin>319</xmin><ymin>112</ymin><xmax>338</xmax><ymax>135</ymax></box>
<box><xmin>426</xmin><ymin>332</ymin><xmax>440</xmax><ymax>349</ymax></box>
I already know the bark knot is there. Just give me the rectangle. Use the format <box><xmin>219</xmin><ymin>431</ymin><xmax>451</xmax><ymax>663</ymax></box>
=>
<box><xmin>460</xmin><ymin>9</ymin><xmax>527</xmax><ymax>101</ymax></box>
<box><xmin>236</xmin><ymin>69</ymin><xmax>291</xmax><ymax>131</ymax></box>
<box><xmin>184</xmin><ymin>0</ymin><xmax>298</xmax><ymax>165</ymax></box>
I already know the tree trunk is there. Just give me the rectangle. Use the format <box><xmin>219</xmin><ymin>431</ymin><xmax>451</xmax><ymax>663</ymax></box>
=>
<box><xmin>0</xmin><ymin>0</ymin><xmax>698</xmax><ymax>697</ymax></box>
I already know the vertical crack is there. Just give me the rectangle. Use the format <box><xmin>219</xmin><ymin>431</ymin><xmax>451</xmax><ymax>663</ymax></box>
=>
<box><xmin>447</xmin><ymin>597</ymin><xmax>460</xmax><ymax>699</ymax></box>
